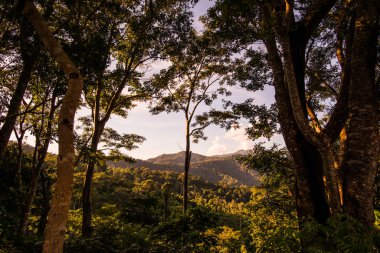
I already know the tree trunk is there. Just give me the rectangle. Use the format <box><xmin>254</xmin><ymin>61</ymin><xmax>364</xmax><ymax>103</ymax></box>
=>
<box><xmin>263</xmin><ymin>30</ymin><xmax>330</xmax><ymax>223</ymax></box>
<box><xmin>319</xmin><ymin>146</ymin><xmax>341</xmax><ymax>214</ymax></box>
<box><xmin>38</xmin><ymin>169</ymin><xmax>52</xmax><ymax>236</ymax></box>
<box><xmin>23</xmin><ymin>2</ymin><xmax>83</xmax><ymax>252</ymax></box>
<box><xmin>81</xmin><ymin>121</ymin><xmax>102</xmax><ymax>237</ymax></box>
<box><xmin>342</xmin><ymin>0</ymin><xmax>379</xmax><ymax>226</ymax></box>
<box><xmin>18</xmin><ymin>156</ymin><xmax>42</xmax><ymax>237</ymax></box>
<box><xmin>285</xmin><ymin>24</ymin><xmax>331</xmax><ymax>221</ymax></box>
<box><xmin>0</xmin><ymin>19</ymin><xmax>38</xmax><ymax>156</ymax></box>
<box><xmin>291</xmin><ymin>133</ymin><xmax>330</xmax><ymax>223</ymax></box>
<box><xmin>16</xmin><ymin>135</ymin><xmax>24</xmax><ymax>203</ymax></box>
<box><xmin>82</xmin><ymin>160</ymin><xmax>96</xmax><ymax>237</ymax></box>
<box><xmin>183</xmin><ymin>122</ymin><xmax>191</xmax><ymax>213</ymax></box>
<box><xmin>274</xmin><ymin>11</ymin><xmax>344</xmax><ymax>218</ymax></box>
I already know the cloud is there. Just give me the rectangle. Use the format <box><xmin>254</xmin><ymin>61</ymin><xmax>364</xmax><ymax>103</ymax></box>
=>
<box><xmin>224</xmin><ymin>127</ymin><xmax>254</xmax><ymax>150</ymax></box>
<box><xmin>206</xmin><ymin>142</ymin><xmax>229</xmax><ymax>156</ymax></box>
<box><xmin>206</xmin><ymin>136</ymin><xmax>228</xmax><ymax>155</ymax></box>
<box><xmin>206</xmin><ymin>127</ymin><xmax>253</xmax><ymax>155</ymax></box>
<box><xmin>205</xmin><ymin>124</ymin><xmax>286</xmax><ymax>156</ymax></box>
<box><xmin>147</xmin><ymin>60</ymin><xmax>171</xmax><ymax>75</ymax></box>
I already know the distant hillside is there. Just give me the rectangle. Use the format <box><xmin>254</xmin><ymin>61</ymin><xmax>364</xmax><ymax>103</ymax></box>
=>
<box><xmin>147</xmin><ymin>151</ymin><xmax>207</xmax><ymax>165</ymax></box>
<box><xmin>108</xmin><ymin>150</ymin><xmax>259</xmax><ymax>187</ymax></box>
<box><xmin>8</xmin><ymin>141</ymin><xmax>36</xmax><ymax>153</ymax></box>
<box><xmin>10</xmin><ymin>141</ymin><xmax>258</xmax><ymax>186</ymax></box>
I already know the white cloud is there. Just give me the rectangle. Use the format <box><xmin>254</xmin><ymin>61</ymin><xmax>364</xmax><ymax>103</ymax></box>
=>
<box><xmin>206</xmin><ymin>127</ymin><xmax>254</xmax><ymax>155</ymax></box>
<box><xmin>207</xmin><ymin>136</ymin><xmax>229</xmax><ymax>155</ymax></box>
<box><xmin>205</xmin><ymin>124</ymin><xmax>286</xmax><ymax>157</ymax></box>
<box><xmin>225</xmin><ymin>127</ymin><xmax>246</xmax><ymax>141</ymax></box>
<box><xmin>224</xmin><ymin>127</ymin><xmax>254</xmax><ymax>150</ymax></box>
<box><xmin>206</xmin><ymin>142</ymin><xmax>229</xmax><ymax>156</ymax></box>
<box><xmin>147</xmin><ymin>60</ymin><xmax>171</xmax><ymax>75</ymax></box>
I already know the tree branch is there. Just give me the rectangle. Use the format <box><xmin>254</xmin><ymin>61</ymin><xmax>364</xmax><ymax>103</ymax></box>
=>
<box><xmin>166</xmin><ymin>85</ymin><xmax>187</xmax><ymax>113</ymax></box>
<box><xmin>0</xmin><ymin>98</ymin><xmax>52</xmax><ymax>122</ymax></box>
<box><xmin>188</xmin><ymin>74</ymin><xmax>219</xmax><ymax>123</ymax></box>
<box><xmin>306</xmin><ymin>67</ymin><xmax>339</xmax><ymax>97</ymax></box>
<box><xmin>322</xmin><ymin>11</ymin><xmax>354</xmax><ymax>141</ymax></box>
<box><xmin>306</xmin><ymin>98</ymin><xmax>322</xmax><ymax>133</ymax></box>
<box><xmin>185</xmin><ymin>55</ymin><xmax>205</xmax><ymax>115</ymax></box>
<box><xmin>302</xmin><ymin>0</ymin><xmax>337</xmax><ymax>40</ymax></box>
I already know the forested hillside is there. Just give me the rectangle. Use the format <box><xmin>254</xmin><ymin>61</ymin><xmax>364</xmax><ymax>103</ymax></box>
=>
<box><xmin>0</xmin><ymin>0</ymin><xmax>379</xmax><ymax>252</ymax></box>
<box><xmin>109</xmin><ymin>150</ymin><xmax>260</xmax><ymax>186</ymax></box>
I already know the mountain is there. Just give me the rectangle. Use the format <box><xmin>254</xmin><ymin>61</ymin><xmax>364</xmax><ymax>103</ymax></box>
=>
<box><xmin>108</xmin><ymin>150</ymin><xmax>260</xmax><ymax>187</ymax></box>
<box><xmin>147</xmin><ymin>151</ymin><xmax>207</xmax><ymax>165</ymax></box>
<box><xmin>10</xmin><ymin>141</ymin><xmax>258</xmax><ymax>186</ymax></box>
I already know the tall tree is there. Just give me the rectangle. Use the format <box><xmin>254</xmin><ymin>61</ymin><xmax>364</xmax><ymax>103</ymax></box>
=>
<box><xmin>22</xmin><ymin>1</ymin><xmax>83</xmax><ymax>252</ymax></box>
<box><xmin>205</xmin><ymin>0</ymin><xmax>379</xmax><ymax>227</ymax></box>
<box><xmin>149</xmin><ymin>31</ymin><xmax>238</xmax><ymax>212</ymax></box>
<box><xmin>0</xmin><ymin>16</ymin><xmax>40</xmax><ymax>156</ymax></box>
<box><xmin>341</xmin><ymin>0</ymin><xmax>379</xmax><ymax>225</ymax></box>
<box><xmin>13</xmin><ymin>99</ymin><xmax>34</xmax><ymax>200</ymax></box>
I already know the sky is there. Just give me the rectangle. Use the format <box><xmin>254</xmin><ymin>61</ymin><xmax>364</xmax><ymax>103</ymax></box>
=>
<box><xmin>101</xmin><ymin>86</ymin><xmax>283</xmax><ymax>160</ymax></box>
<box><xmin>15</xmin><ymin>0</ymin><xmax>284</xmax><ymax>160</ymax></box>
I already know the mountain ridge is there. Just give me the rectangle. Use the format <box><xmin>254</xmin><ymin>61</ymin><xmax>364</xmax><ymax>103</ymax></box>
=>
<box><xmin>146</xmin><ymin>150</ymin><xmax>250</xmax><ymax>164</ymax></box>
<box><xmin>108</xmin><ymin>150</ymin><xmax>259</xmax><ymax>187</ymax></box>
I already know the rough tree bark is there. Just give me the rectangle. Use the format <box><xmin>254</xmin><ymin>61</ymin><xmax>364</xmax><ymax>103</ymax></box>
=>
<box><xmin>261</xmin><ymin>15</ymin><xmax>330</xmax><ymax>223</ymax></box>
<box><xmin>275</xmin><ymin>18</ymin><xmax>341</xmax><ymax>216</ymax></box>
<box><xmin>266</xmin><ymin>0</ymin><xmax>347</xmax><ymax>216</ymax></box>
<box><xmin>23</xmin><ymin>1</ymin><xmax>83</xmax><ymax>252</ymax></box>
<box><xmin>264</xmin><ymin>0</ymin><xmax>379</xmax><ymax>226</ymax></box>
<box><xmin>342</xmin><ymin>0</ymin><xmax>379</xmax><ymax>226</ymax></box>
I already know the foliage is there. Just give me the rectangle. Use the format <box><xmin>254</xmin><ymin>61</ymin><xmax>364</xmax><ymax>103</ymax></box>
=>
<box><xmin>0</xmin><ymin>144</ymin><xmax>29</xmax><ymax>243</ymax></box>
<box><xmin>151</xmin><ymin>206</ymin><xmax>219</xmax><ymax>252</ymax></box>
<box><xmin>64</xmin><ymin>166</ymin><xmax>254</xmax><ymax>252</ymax></box>
<box><xmin>301</xmin><ymin>215</ymin><xmax>380</xmax><ymax>253</ymax></box>
<box><xmin>236</xmin><ymin>145</ymin><xmax>300</xmax><ymax>252</ymax></box>
<box><xmin>0</xmin><ymin>143</ymin><xmax>55</xmax><ymax>246</ymax></box>
<box><xmin>232</xmin><ymin>100</ymin><xmax>278</xmax><ymax>140</ymax></box>
<box><xmin>148</xmin><ymin>29</ymin><xmax>239</xmax><ymax>143</ymax></box>
<box><xmin>1</xmin><ymin>144</ymin><xmax>379</xmax><ymax>252</ymax></box>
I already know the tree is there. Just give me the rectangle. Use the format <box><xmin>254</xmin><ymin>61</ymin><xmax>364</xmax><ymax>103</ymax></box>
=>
<box><xmin>13</xmin><ymin>99</ymin><xmax>34</xmax><ymax>202</ymax></box>
<box><xmin>340</xmin><ymin>0</ymin><xmax>379</xmax><ymax>225</ymax></box>
<box><xmin>17</xmin><ymin>55</ymin><xmax>65</xmax><ymax>237</ymax></box>
<box><xmin>22</xmin><ymin>1</ymin><xmax>83</xmax><ymax>252</ymax></box>
<box><xmin>62</xmin><ymin>0</ymin><xmax>195</xmax><ymax>236</ymax></box>
<box><xmin>0</xmin><ymin>12</ymin><xmax>41</xmax><ymax>156</ymax></box>
<box><xmin>238</xmin><ymin>145</ymin><xmax>299</xmax><ymax>252</ymax></box>
<box><xmin>149</xmin><ymin>30</ymin><xmax>238</xmax><ymax>212</ymax></box>
<box><xmin>204</xmin><ymin>0</ymin><xmax>379</xmax><ymax>227</ymax></box>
